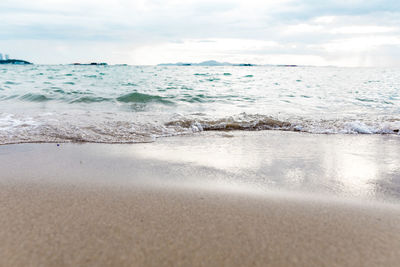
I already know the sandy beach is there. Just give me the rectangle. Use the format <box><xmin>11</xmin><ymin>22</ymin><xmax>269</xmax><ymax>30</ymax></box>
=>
<box><xmin>1</xmin><ymin>131</ymin><xmax>400</xmax><ymax>266</ymax></box>
<box><xmin>2</xmin><ymin>0</ymin><xmax>400</xmax><ymax>265</ymax></box>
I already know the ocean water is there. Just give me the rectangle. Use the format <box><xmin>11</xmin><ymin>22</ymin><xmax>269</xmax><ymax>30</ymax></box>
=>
<box><xmin>0</xmin><ymin>65</ymin><xmax>399</xmax><ymax>144</ymax></box>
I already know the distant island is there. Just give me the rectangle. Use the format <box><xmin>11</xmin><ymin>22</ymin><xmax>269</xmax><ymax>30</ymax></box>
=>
<box><xmin>0</xmin><ymin>59</ymin><xmax>32</xmax><ymax>65</ymax></box>
<box><xmin>0</xmin><ymin>53</ymin><xmax>32</xmax><ymax>64</ymax></box>
<box><xmin>72</xmin><ymin>62</ymin><xmax>108</xmax><ymax>66</ymax></box>
<box><xmin>158</xmin><ymin>60</ymin><xmax>257</xmax><ymax>66</ymax></box>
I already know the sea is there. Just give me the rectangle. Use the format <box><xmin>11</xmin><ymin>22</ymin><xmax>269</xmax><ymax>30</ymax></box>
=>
<box><xmin>0</xmin><ymin>65</ymin><xmax>399</xmax><ymax>144</ymax></box>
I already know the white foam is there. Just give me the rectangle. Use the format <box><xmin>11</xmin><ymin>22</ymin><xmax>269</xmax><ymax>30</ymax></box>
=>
<box><xmin>345</xmin><ymin>121</ymin><xmax>375</xmax><ymax>134</ymax></box>
<box><xmin>0</xmin><ymin>112</ymin><xmax>400</xmax><ymax>145</ymax></box>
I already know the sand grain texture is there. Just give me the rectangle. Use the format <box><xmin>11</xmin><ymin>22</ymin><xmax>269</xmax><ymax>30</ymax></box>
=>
<box><xmin>1</xmin><ymin>183</ymin><xmax>399</xmax><ymax>267</ymax></box>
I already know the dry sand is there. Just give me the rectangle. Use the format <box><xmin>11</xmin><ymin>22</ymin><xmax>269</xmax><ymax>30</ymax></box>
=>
<box><xmin>0</xmin><ymin>131</ymin><xmax>400</xmax><ymax>266</ymax></box>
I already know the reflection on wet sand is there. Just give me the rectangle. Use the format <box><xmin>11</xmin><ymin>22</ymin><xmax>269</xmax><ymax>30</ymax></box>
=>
<box><xmin>0</xmin><ymin>131</ymin><xmax>399</xmax><ymax>202</ymax></box>
<box><xmin>132</xmin><ymin>131</ymin><xmax>400</xmax><ymax>201</ymax></box>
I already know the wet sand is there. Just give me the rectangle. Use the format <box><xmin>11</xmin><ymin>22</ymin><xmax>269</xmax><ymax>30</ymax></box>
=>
<box><xmin>0</xmin><ymin>131</ymin><xmax>400</xmax><ymax>266</ymax></box>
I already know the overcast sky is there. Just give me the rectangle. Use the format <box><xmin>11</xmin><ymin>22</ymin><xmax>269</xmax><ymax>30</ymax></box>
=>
<box><xmin>1</xmin><ymin>0</ymin><xmax>400</xmax><ymax>66</ymax></box>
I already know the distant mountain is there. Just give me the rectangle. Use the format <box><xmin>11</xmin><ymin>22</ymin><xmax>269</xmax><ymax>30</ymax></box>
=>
<box><xmin>158</xmin><ymin>60</ymin><xmax>257</xmax><ymax>66</ymax></box>
<box><xmin>196</xmin><ymin>60</ymin><xmax>230</xmax><ymax>66</ymax></box>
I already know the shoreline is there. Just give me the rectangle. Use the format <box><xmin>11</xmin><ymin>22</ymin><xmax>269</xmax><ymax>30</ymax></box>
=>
<box><xmin>0</xmin><ymin>129</ymin><xmax>399</xmax><ymax>147</ymax></box>
<box><xmin>1</xmin><ymin>131</ymin><xmax>399</xmax><ymax>202</ymax></box>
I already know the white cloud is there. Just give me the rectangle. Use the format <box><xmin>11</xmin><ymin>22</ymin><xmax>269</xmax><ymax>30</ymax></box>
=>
<box><xmin>283</xmin><ymin>24</ymin><xmax>325</xmax><ymax>34</ymax></box>
<box><xmin>330</xmin><ymin>25</ymin><xmax>397</xmax><ymax>34</ymax></box>
<box><xmin>321</xmin><ymin>36</ymin><xmax>400</xmax><ymax>53</ymax></box>
<box><xmin>313</xmin><ymin>16</ymin><xmax>336</xmax><ymax>24</ymax></box>
<box><xmin>1</xmin><ymin>0</ymin><xmax>400</xmax><ymax>66</ymax></box>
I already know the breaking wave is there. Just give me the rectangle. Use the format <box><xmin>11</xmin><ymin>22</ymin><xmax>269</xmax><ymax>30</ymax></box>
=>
<box><xmin>0</xmin><ymin>112</ymin><xmax>399</xmax><ymax>145</ymax></box>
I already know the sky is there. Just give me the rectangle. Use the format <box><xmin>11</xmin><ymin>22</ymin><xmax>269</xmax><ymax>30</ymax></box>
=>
<box><xmin>1</xmin><ymin>0</ymin><xmax>400</xmax><ymax>66</ymax></box>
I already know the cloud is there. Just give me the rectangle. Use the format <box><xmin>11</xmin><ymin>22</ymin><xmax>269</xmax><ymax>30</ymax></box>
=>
<box><xmin>0</xmin><ymin>0</ymin><xmax>400</xmax><ymax>66</ymax></box>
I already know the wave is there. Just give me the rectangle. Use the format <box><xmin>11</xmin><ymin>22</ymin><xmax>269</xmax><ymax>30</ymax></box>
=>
<box><xmin>165</xmin><ymin>116</ymin><xmax>292</xmax><ymax>131</ymax></box>
<box><xmin>69</xmin><ymin>96</ymin><xmax>112</xmax><ymax>103</ymax></box>
<box><xmin>19</xmin><ymin>93</ymin><xmax>52</xmax><ymax>102</ymax></box>
<box><xmin>0</xmin><ymin>91</ymin><xmax>175</xmax><ymax>105</ymax></box>
<box><xmin>164</xmin><ymin>114</ymin><xmax>400</xmax><ymax>135</ymax></box>
<box><xmin>116</xmin><ymin>92</ymin><xmax>173</xmax><ymax>104</ymax></box>
<box><xmin>0</xmin><ymin>113</ymin><xmax>399</xmax><ymax>145</ymax></box>
<box><xmin>175</xmin><ymin>117</ymin><xmax>389</xmax><ymax>135</ymax></box>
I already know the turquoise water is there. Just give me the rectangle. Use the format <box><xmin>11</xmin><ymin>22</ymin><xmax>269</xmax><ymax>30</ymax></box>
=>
<box><xmin>0</xmin><ymin>65</ymin><xmax>399</xmax><ymax>144</ymax></box>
